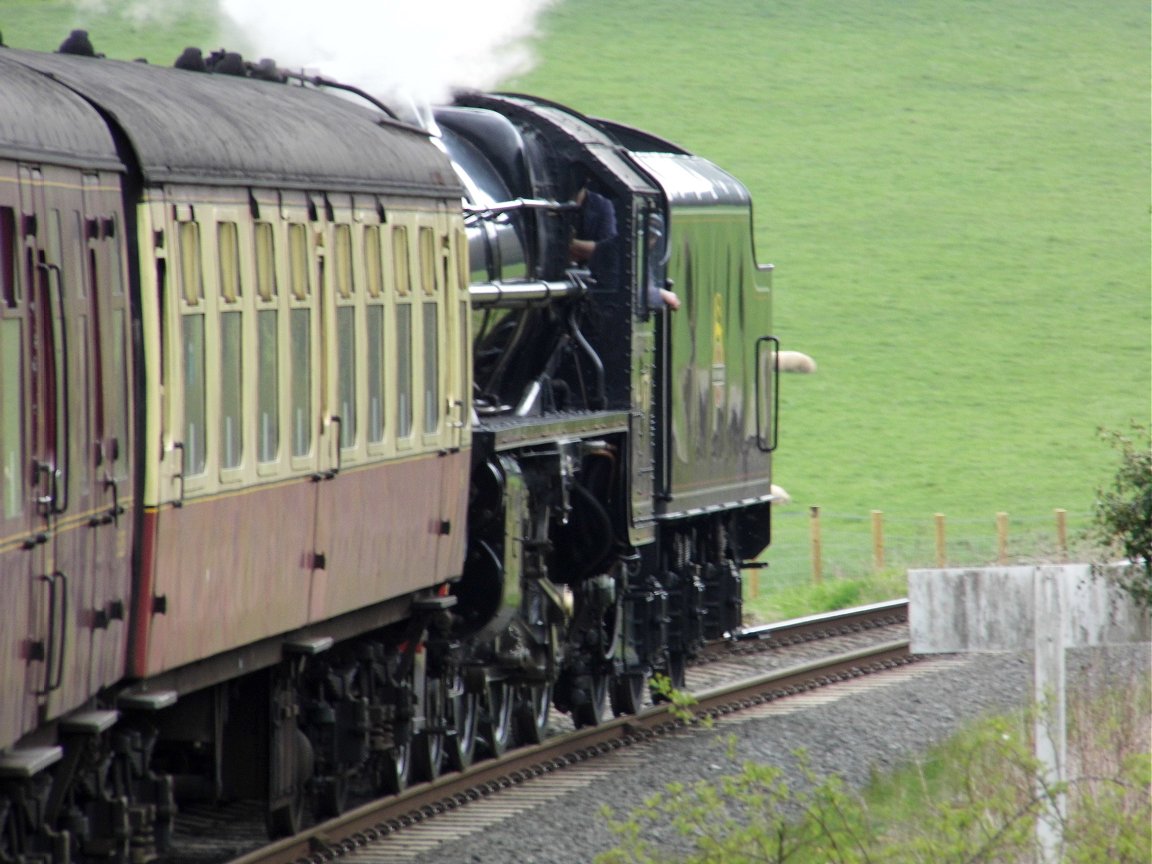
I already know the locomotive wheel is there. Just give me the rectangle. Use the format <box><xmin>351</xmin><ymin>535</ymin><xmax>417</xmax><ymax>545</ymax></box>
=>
<box><xmin>651</xmin><ymin>652</ymin><xmax>688</xmax><ymax>702</ymax></box>
<box><xmin>445</xmin><ymin>684</ymin><xmax>479</xmax><ymax>772</ymax></box>
<box><xmin>372</xmin><ymin>738</ymin><xmax>410</xmax><ymax>796</ymax></box>
<box><xmin>513</xmin><ymin>682</ymin><xmax>552</xmax><ymax>745</ymax></box>
<box><xmin>572</xmin><ymin>672</ymin><xmax>609</xmax><ymax>728</ymax></box>
<box><xmin>610</xmin><ymin>672</ymin><xmax>646</xmax><ymax>717</ymax></box>
<box><xmin>479</xmin><ymin>680</ymin><xmax>515</xmax><ymax>757</ymax></box>
<box><xmin>668</xmin><ymin>652</ymin><xmax>687</xmax><ymax>689</ymax></box>
<box><xmin>412</xmin><ymin>676</ymin><xmax>447</xmax><ymax>783</ymax></box>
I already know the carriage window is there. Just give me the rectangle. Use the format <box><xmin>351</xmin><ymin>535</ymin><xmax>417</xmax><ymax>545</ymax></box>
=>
<box><xmin>257</xmin><ymin>310</ymin><xmax>279</xmax><ymax>462</ymax></box>
<box><xmin>183</xmin><ymin>312</ymin><xmax>207</xmax><ymax>475</ymax></box>
<box><xmin>288</xmin><ymin>223</ymin><xmax>309</xmax><ymax>301</ymax></box>
<box><xmin>365</xmin><ymin>226</ymin><xmax>385</xmax><ymax>444</ymax></box>
<box><xmin>290</xmin><ymin>308</ymin><xmax>311</xmax><ymax>457</ymax></box>
<box><xmin>287</xmin><ymin>224</ymin><xmax>312</xmax><ymax>458</ymax></box>
<box><xmin>220</xmin><ymin>309</ymin><xmax>243</xmax><ymax>470</ymax></box>
<box><xmin>396</xmin><ymin>304</ymin><xmax>412</xmax><ymax>438</ymax></box>
<box><xmin>179</xmin><ymin>222</ymin><xmax>203</xmax><ymax>305</ymax></box>
<box><xmin>458</xmin><ymin>299</ymin><xmax>469</xmax><ymax>419</ymax></box>
<box><xmin>455</xmin><ymin>228</ymin><xmax>468</xmax><ymax>299</ymax></box>
<box><xmin>47</xmin><ymin>211</ymin><xmax>64</xmax><ymax>291</ymax></box>
<box><xmin>393</xmin><ymin>225</ymin><xmax>410</xmax><ymax>296</ymax></box>
<box><xmin>254</xmin><ymin>222</ymin><xmax>276</xmax><ymax>301</ymax></box>
<box><xmin>366</xmin><ymin>304</ymin><xmax>384</xmax><ymax>443</ymax></box>
<box><xmin>1</xmin><ymin>207</ymin><xmax>17</xmax><ymax>308</ymax></box>
<box><xmin>334</xmin><ymin>225</ymin><xmax>357</xmax><ymax>449</ymax></box>
<box><xmin>218</xmin><ymin>222</ymin><xmax>243</xmax><ymax>470</ymax></box>
<box><xmin>364</xmin><ymin>226</ymin><xmax>382</xmax><ymax>299</ymax></box>
<box><xmin>334</xmin><ymin>225</ymin><xmax>353</xmax><ymax>299</ymax></box>
<box><xmin>218</xmin><ymin>222</ymin><xmax>241</xmax><ymax>303</ymax></box>
<box><xmin>337</xmin><ymin>305</ymin><xmax>356</xmax><ymax>449</ymax></box>
<box><xmin>422</xmin><ymin>303</ymin><xmax>438</xmax><ymax>434</ymax></box>
<box><xmin>418</xmin><ymin>227</ymin><xmax>436</xmax><ymax>296</ymax></box>
<box><xmin>178</xmin><ymin>220</ymin><xmax>207</xmax><ymax>475</ymax></box>
<box><xmin>76</xmin><ymin>309</ymin><xmax>93</xmax><ymax>499</ymax></box>
<box><xmin>0</xmin><ymin>319</ymin><xmax>23</xmax><ymax>519</ymax></box>
<box><xmin>110</xmin><ymin>310</ymin><xmax>130</xmax><ymax>477</ymax></box>
<box><xmin>107</xmin><ymin>215</ymin><xmax>124</xmax><ymax>296</ymax></box>
<box><xmin>255</xmin><ymin>223</ymin><xmax>279</xmax><ymax>463</ymax></box>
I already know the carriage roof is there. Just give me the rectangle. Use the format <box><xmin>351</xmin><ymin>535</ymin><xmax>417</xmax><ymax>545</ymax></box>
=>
<box><xmin>2</xmin><ymin>49</ymin><xmax>460</xmax><ymax>197</ymax></box>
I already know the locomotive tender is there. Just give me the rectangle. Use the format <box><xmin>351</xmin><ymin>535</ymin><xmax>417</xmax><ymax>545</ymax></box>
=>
<box><xmin>0</xmin><ymin>44</ymin><xmax>784</xmax><ymax>861</ymax></box>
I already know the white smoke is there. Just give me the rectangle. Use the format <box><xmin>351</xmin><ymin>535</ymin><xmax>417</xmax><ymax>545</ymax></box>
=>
<box><xmin>218</xmin><ymin>0</ymin><xmax>557</xmax><ymax>106</ymax></box>
<box><xmin>76</xmin><ymin>0</ymin><xmax>193</xmax><ymax>27</ymax></box>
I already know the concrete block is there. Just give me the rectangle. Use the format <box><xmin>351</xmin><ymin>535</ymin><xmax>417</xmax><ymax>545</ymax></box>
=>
<box><xmin>908</xmin><ymin>564</ymin><xmax>1150</xmax><ymax>654</ymax></box>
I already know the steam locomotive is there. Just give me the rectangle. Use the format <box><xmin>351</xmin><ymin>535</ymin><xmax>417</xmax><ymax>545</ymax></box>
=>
<box><xmin>0</xmin><ymin>42</ymin><xmax>791</xmax><ymax>861</ymax></box>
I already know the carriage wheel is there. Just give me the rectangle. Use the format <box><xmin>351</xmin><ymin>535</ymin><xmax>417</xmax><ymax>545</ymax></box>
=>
<box><xmin>266</xmin><ymin>729</ymin><xmax>311</xmax><ymax>838</ymax></box>
<box><xmin>313</xmin><ymin>773</ymin><xmax>348</xmax><ymax>821</ymax></box>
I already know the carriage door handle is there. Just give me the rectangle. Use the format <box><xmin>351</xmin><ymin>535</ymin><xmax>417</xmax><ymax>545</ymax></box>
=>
<box><xmin>33</xmin><ymin>570</ymin><xmax>68</xmax><ymax>695</ymax></box>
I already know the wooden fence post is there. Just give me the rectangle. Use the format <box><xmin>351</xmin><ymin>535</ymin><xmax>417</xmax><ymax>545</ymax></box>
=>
<box><xmin>935</xmin><ymin>513</ymin><xmax>947</xmax><ymax>568</ymax></box>
<box><xmin>1055</xmin><ymin>509</ymin><xmax>1067</xmax><ymax>562</ymax></box>
<box><xmin>810</xmin><ymin>505</ymin><xmax>822</xmax><ymax>585</ymax></box>
<box><xmin>871</xmin><ymin>510</ymin><xmax>884</xmax><ymax>572</ymax></box>
<box><xmin>997</xmin><ymin>512</ymin><xmax>1009</xmax><ymax>564</ymax></box>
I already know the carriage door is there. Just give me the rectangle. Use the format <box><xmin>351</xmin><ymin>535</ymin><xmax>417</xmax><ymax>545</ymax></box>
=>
<box><xmin>309</xmin><ymin>198</ymin><xmax>341</xmax><ymax>619</ymax></box>
<box><xmin>79</xmin><ymin>171</ymin><xmax>133</xmax><ymax>694</ymax></box>
<box><xmin>0</xmin><ymin>173</ymin><xmax>42</xmax><ymax>746</ymax></box>
<box><xmin>32</xmin><ymin>167</ymin><xmax>130</xmax><ymax>721</ymax></box>
<box><xmin>18</xmin><ymin>165</ymin><xmax>69</xmax><ymax>715</ymax></box>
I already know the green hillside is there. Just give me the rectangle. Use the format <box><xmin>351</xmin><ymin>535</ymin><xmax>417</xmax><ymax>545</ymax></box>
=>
<box><xmin>507</xmin><ymin>0</ymin><xmax>1150</xmax><ymax>575</ymax></box>
<box><xmin>3</xmin><ymin>0</ymin><xmax>1148</xmax><ymax>579</ymax></box>
<box><xmin>0</xmin><ymin>1</ymin><xmax>224</xmax><ymax>61</ymax></box>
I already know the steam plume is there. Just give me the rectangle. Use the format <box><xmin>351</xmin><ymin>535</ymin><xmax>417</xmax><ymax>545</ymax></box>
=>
<box><xmin>219</xmin><ymin>0</ymin><xmax>557</xmax><ymax>105</ymax></box>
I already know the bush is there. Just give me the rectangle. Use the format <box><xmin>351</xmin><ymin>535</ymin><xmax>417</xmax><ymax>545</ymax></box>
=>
<box><xmin>597</xmin><ymin>678</ymin><xmax>1151</xmax><ymax>863</ymax></box>
<box><xmin>1091</xmin><ymin>423</ymin><xmax>1152</xmax><ymax>606</ymax></box>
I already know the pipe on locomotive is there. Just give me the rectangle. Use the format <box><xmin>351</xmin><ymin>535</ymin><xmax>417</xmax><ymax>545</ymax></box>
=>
<box><xmin>464</xmin><ymin>199</ymin><xmax>584</xmax><ymax>307</ymax></box>
<box><xmin>468</xmin><ymin>278</ymin><xmax>584</xmax><ymax>307</ymax></box>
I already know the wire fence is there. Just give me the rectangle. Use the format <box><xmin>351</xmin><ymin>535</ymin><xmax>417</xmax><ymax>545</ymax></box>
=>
<box><xmin>759</xmin><ymin>506</ymin><xmax>1098</xmax><ymax>594</ymax></box>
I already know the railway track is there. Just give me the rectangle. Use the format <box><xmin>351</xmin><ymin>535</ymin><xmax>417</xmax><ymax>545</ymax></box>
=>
<box><xmin>177</xmin><ymin>601</ymin><xmax>912</xmax><ymax>864</ymax></box>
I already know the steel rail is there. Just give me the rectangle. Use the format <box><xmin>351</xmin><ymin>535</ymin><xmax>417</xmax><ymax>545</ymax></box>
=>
<box><xmin>735</xmin><ymin>598</ymin><xmax>909</xmax><ymax>645</ymax></box>
<box><xmin>227</xmin><ymin>635</ymin><xmax>913</xmax><ymax>864</ymax></box>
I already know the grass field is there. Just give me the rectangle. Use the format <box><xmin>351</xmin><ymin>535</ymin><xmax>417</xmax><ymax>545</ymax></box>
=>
<box><xmin>0</xmin><ymin>1</ymin><xmax>225</xmax><ymax>61</ymax></box>
<box><xmin>3</xmin><ymin>0</ymin><xmax>1148</xmax><ymax>592</ymax></box>
<box><xmin>509</xmin><ymin>0</ymin><xmax>1151</xmax><ymax>586</ymax></box>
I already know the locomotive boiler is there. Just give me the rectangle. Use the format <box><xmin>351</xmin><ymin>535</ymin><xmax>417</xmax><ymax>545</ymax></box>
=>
<box><xmin>0</xmin><ymin>43</ymin><xmax>787</xmax><ymax>863</ymax></box>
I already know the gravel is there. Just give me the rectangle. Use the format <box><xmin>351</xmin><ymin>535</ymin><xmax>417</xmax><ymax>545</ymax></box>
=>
<box><xmin>407</xmin><ymin>643</ymin><xmax>1150</xmax><ymax>864</ymax></box>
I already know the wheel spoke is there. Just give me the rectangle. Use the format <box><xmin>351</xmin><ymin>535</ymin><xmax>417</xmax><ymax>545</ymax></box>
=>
<box><xmin>514</xmin><ymin>682</ymin><xmax>552</xmax><ymax>745</ymax></box>
<box><xmin>479</xmin><ymin>680</ymin><xmax>514</xmax><ymax>757</ymax></box>
<box><xmin>610</xmin><ymin>672</ymin><xmax>646</xmax><ymax>717</ymax></box>
<box><xmin>372</xmin><ymin>738</ymin><xmax>410</xmax><ymax>796</ymax></box>
<box><xmin>446</xmin><ymin>684</ymin><xmax>479</xmax><ymax>771</ymax></box>
<box><xmin>572</xmin><ymin>672</ymin><xmax>609</xmax><ymax>728</ymax></box>
<box><xmin>412</xmin><ymin>676</ymin><xmax>447</xmax><ymax>782</ymax></box>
